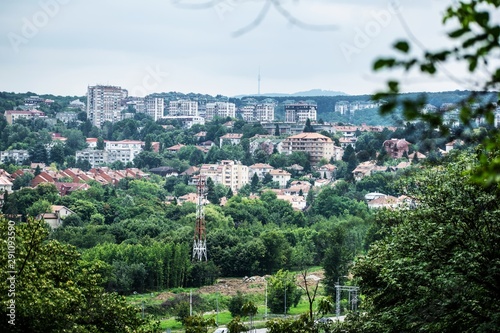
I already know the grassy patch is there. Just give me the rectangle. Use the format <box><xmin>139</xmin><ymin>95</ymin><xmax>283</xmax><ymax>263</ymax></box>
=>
<box><xmin>159</xmin><ymin>318</ymin><xmax>183</xmax><ymax>330</ymax></box>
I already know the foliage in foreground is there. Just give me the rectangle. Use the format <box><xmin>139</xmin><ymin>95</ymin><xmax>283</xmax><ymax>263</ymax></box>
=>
<box><xmin>374</xmin><ymin>0</ymin><xmax>500</xmax><ymax>184</ymax></box>
<box><xmin>0</xmin><ymin>216</ymin><xmax>159</xmax><ymax>333</ymax></box>
<box><xmin>352</xmin><ymin>152</ymin><xmax>500</xmax><ymax>332</ymax></box>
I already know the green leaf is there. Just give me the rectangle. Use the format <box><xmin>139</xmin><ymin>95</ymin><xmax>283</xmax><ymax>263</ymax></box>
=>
<box><xmin>393</xmin><ymin>40</ymin><xmax>410</xmax><ymax>53</ymax></box>
<box><xmin>448</xmin><ymin>28</ymin><xmax>470</xmax><ymax>38</ymax></box>
<box><xmin>388</xmin><ymin>80</ymin><xmax>399</xmax><ymax>93</ymax></box>
<box><xmin>380</xmin><ymin>102</ymin><xmax>396</xmax><ymax>115</ymax></box>
<box><xmin>420</xmin><ymin>63</ymin><xmax>436</xmax><ymax>74</ymax></box>
<box><xmin>373</xmin><ymin>58</ymin><xmax>395</xmax><ymax>70</ymax></box>
<box><xmin>468</xmin><ymin>57</ymin><xmax>478</xmax><ymax>71</ymax></box>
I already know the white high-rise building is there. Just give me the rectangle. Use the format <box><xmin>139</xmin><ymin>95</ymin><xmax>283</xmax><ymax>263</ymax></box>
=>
<box><xmin>239</xmin><ymin>105</ymin><xmax>257</xmax><ymax>122</ymax></box>
<box><xmin>169</xmin><ymin>99</ymin><xmax>198</xmax><ymax>116</ymax></box>
<box><xmin>334</xmin><ymin>101</ymin><xmax>350</xmax><ymax>115</ymax></box>
<box><xmin>87</xmin><ymin>85</ymin><xmax>127</xmax><ymax>127</ymax></box>
<box><xmin>145</xmin><ymin>96</ymin><xmax>164</xmax><ymax>121</ymax></box>
<box><xmin>238</xmin><ymin>102</ymin><xmax>275</xmax><ymax>122</ymax></box>
<box><xmin>285</xmin><ymin>101</ymin><xmax>317</xmax><ymax>123</ymax></box>
<box><xmin>255</xmin><ymin>102</ymin><xmax>275</xmax><ymax>122</ymax></box>
<box><xmin>205</xmin><ymin>102</ymin><xmax>236</xmax><ymax>121</ymax></box>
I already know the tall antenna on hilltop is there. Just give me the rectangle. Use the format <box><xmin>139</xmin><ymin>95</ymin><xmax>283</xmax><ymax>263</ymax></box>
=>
<box><xmin>258</xmin><ymin>66</ymin><xmax>261</xmax><ymax>96</ymax></box>
<box><xmin>193</xmin><ymin>176</ymin><xmax>207</xmax><ymax>261</ymax></box>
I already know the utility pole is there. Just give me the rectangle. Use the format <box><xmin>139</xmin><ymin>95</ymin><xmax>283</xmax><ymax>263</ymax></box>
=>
<box><xmin>190</xmin><ymin>289</ymin><xmax>193</xmax><ymax>316</ymax></box>
<box><xmin>265</xmin><ymin>280</ymin><xmax>268</xmax><ymax>319</ymax></box>
<box><xmin>216</xmin><ymin>292</ymin><xmax>219</xmax><ymax>326</ymax></box>
<box><xmin>284</xmin><ymin>280</ymin><xmax>287</xmax><ymax>317</ymax></box>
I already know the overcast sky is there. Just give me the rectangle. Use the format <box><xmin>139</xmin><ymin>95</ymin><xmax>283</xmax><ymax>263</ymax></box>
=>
<box><xmin>0</xmin><ymin>0</ymin><xmax>469</xmax><ymax>97</ymax></box>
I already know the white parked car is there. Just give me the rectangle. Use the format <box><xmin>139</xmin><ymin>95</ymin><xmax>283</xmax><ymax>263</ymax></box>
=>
<box><xmin>213</xmin><ymin>328</ymin><xmax>228</xmax><ymax>333</ymax></box>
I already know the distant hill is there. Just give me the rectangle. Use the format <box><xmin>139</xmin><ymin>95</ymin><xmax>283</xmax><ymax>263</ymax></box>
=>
<box><xmin>235</xmin><ymin>89</ymin><xmax>347</xmax><ymax>98</ymax></box>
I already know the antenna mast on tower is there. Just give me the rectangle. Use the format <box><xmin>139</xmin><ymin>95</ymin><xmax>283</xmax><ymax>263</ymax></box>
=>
<box><xmin>193</xmin><ymin>176</ymin><xmax>207</xmax><ymax>261</ymax></box>
<box><xmin>258</xmin><ymin>67</ymin><xmax>261</xmax><ymax>95</ymax></box>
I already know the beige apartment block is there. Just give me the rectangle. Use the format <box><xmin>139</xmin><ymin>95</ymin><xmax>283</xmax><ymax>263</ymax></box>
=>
<box><xmin>200</xmin><ymin>160</ymin><xmax>249</xmax><ymax>192</ymax></box>
<box><xmin>281</xmin><ymin>132</ymin><xmax>342</xmax><ymax>165</ymax></box>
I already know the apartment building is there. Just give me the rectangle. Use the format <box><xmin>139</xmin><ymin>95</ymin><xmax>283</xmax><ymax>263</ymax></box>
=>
<box><xmin>261</xmin><ymin>122</ymin><xmax>306</xmax><ymax>135</ymax></box>
<box><xmin>256</xmin><ymin>103</ymin><xmax>275</xmax><ymax>122</ymax></box>
<box><xmin>55</xmin><ymin>112</ymin><xmax>78</xmax><ymax>124</ymax></box>
<box><xmin>248</xmin><ymin>163</ymin><xmax>274</xmax><ymax>180</ymax></box>
<box><xmin>219</xmin><ymin>133</ymin><xmax>243</xmax><ymax>147</ymax></box>
<box><xmin>126</xmin><ymin>98</ymin><xmax>145</xmax><ymax>113</ymax></box>
<box><xmin>87</xmin><ymin>85</ymin><xmax>127</xmax><ymax>127</ymax></box>
<box><xmin>162</xmin><ymin>116</ymin><xmax>205</xmax><ymax>128</ymax></box>
<box><xmin>334</xmin><ymin>101</ymin><xmax>350</xmax><ymax>115</ymax></box>
<box><xmin>238</xmin><ymin>105</ymin><xmax>256</xmax><ymax>122</ymax></box>
<box><xmin>205</xmin><ymin>102</ymin><xmax>236</xmax><ymax>121</ymax></box>
<box><xmin>145</xmin><ymin>96</ymin><xmax>164</xmax><ymax>121</ymax></box>
<box><xmin>76</xmin><ymin>140</ymin><xmax>144</xmax><ymax>167</ymax></box>
<box><xmin>0</xmin><ymin>150</ymin><xmax>30</xmax><ymax>164</ymax></box>
<box><xmin>199</xmin><ymin>160</ymin><xmax>248</xmax><ymax>192</ymax></box>
<box><xmin>281</xmin><ymin>132</ymin><xmax>343</xmax><ymax>165</ymax></box>
<box><xmin>335</xmin><ymin>100</ymin><xmax>383</xmax><ymax>114</ymax></box>
<box><xmin>284</xmin><ymin>101</ymin><xmax>317</xmax><ymax>123</ymax></box>
<box><xmin>169</xmin><ymin>99</ymin><xmax>199</xmax><ymax>116</ymax></box>
<box><xmin>4</xmin><ymin>110</ymin><xmax>46</xmax><ymax>124</ymax></box>
<box><xmin>238</xmin><ymin>102</ymin><xmax>275</xmax><ymax>122</ymax></box>
<box><xmin>269</xmin><ymin>169</ymin><xmax>291</xmax><ymax>188</ymax></box>
<box><xmin>24</xmin><ymin>96</ymin><xmax>45</xmax><ymax>105</ymax></box>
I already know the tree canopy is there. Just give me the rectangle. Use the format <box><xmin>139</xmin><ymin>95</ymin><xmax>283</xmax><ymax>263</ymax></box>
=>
<box><xmin>353</xmin><ymin>152</ymin><xmax>500</xmax><ymax>332</ymax></box>
<box><xmin>0</xmin><ymin>216</ymin><xmax>157</xmax><ymax>332</ymax></box>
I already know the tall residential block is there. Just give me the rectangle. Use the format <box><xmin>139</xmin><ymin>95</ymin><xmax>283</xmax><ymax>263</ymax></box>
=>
<box><xmin>285</xmin><ymin>101</ymin><xmax>317</xmax><ymax>123</ymax></box>
<box><xmin>238</xmin><ymin>102</ymin><xmax>275</xmax><ymax>122</ymax></box>
<box><xmin>145</xmin><ymin>96</ymin><xmax>164</xmax><ymax>121</ymax></box>
<box><xmin>169</xmin><ymin>99</ymin><xmax>198</xmax><ymax>116</ymax></box>
<box><xmin>87</xmin><ymin>85</ymin><xmax>127</xmax><ymax>127</ymax></box>
<box><xmin>205</xmin><ymin>102</ymin><xmax>236</xmax><ymax>121</ymax></box>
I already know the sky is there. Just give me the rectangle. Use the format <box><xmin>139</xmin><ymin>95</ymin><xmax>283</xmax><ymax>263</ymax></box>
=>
<box><xmin>0</xmin><ymin>0</ymin><xmax>470</xmax><ymax>97</ymax></box>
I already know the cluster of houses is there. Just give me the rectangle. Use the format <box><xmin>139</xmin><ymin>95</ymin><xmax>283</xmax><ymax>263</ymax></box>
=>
<box><xmin>0</xmin><ymin>164</ymin><xmax>149</xmax><ymax>196</ymax></box>
<box><xmin>0</xmin><ymin>135</ymin><xmax>465</xmax><ymax>230</ymax></box>
<box><xmin>0</xmin><ymin>164</ymin><xmax>149</xmax><ymax>227</ymax></box>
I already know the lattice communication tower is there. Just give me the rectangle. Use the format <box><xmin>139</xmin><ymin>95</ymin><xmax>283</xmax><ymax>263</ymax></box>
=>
<box><xmin>192</xmin><ymin>176</ymin><xmax>207</xmax><ymax>261</ymax></box>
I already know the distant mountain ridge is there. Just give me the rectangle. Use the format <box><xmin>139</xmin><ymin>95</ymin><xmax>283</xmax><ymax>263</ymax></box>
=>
<box><xmin>234</xmin><ymin>89</ymin><xmax>347</xmax><ymax>98</ymax></box>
